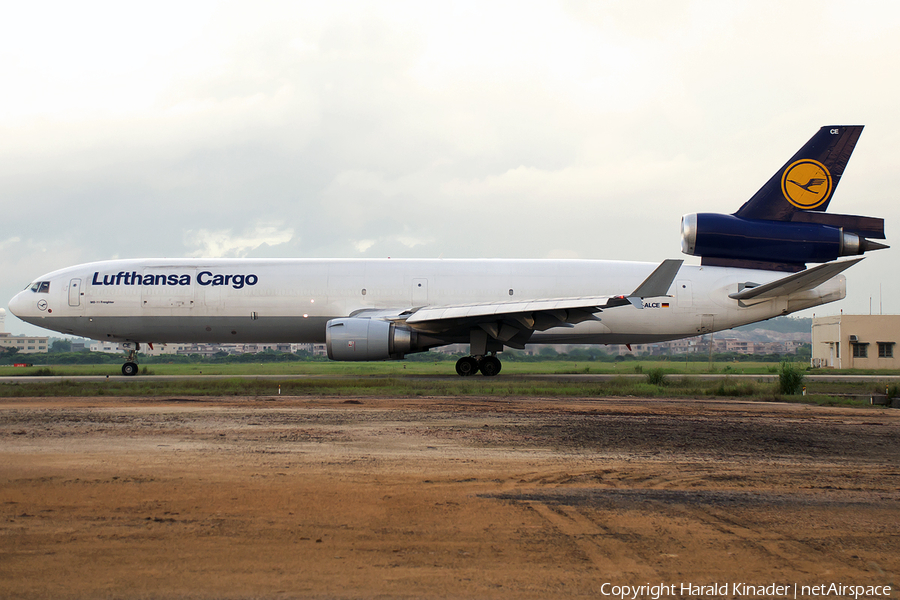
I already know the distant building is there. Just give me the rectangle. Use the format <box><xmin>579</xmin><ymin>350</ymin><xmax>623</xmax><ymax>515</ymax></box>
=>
<box><xmin>0</xmin><ymin>309</ymin><xmax>49</xmax><ymax>353</ymax></box>
<box><xmin>608</xmin><ymin>334</ymin><xmax>800</xmax><ymax>356</ymax></box>
<box><xmin>79</xmin><ymin>340</ymin><xmax>325</xmax><ymax>357</ymax></box>
<box><xmin>0</xmin><ymin>334</ymin><xmax>49</xmax><ymax>354</ymax></box>
<box><xmin>302</xmin><ymin>343</ymin><xmax>328</xmax><ymax>356</ymax></box>
<box><xmin>811</xmin><ymin>315</ymin><xmax>900</xmax><ymax>369</ymax></box>
<box><xmin>141</xmin><ymin>343</ymin><xmax>192</xmax><ymax>356</ymax></box>
<box><xmin>89</xmin><ymin>341</ymin><xmax>122</xmax><ymax>354</ymax></box>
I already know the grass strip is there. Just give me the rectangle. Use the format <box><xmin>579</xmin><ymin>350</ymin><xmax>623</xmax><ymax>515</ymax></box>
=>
<box><xmin>0</xmin><ymin>375</ymin><xmax>884</xmax><ymax>407</ymax></box>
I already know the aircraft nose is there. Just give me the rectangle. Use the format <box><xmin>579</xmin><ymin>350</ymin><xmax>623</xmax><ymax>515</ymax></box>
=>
<box><xmin>8</xmin><ymin>290</ymin><xmax>33</xmax><ymax>320</ymax></box>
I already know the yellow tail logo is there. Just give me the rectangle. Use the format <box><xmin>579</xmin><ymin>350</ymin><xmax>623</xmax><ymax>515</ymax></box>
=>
<box><xmin>781</xmin><ymin>159</ymin><xmax>833</xmax><ymax>209</ymax></box>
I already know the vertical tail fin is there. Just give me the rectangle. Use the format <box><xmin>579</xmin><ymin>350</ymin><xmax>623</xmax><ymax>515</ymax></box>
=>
<box><xmin>733</xmin><ymin>126</ymin><xmax>863</xmax><ymax>221</ymax></box>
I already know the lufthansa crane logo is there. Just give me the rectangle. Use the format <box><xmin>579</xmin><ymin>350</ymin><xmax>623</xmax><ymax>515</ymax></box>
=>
<box><xmin>781</xmin><ymin>159</ymin><xmax>833</xmax><ymax>209</ymax></box>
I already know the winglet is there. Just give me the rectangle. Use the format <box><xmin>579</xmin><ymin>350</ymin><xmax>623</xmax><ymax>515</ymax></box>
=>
<box><xmin>621</xmin><ymin>259</ymin><xmax>683</xmax><ymax>309</ymax></box>
<box><xmin>630</xmin><ymin>259</ymin><xmax>684</xmax><ymax>298</ymax></box>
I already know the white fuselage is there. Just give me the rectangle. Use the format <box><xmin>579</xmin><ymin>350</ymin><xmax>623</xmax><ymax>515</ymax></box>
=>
<box><xmin>9</xmin><ymin>258</ymin><xmax>845</xmax><ymax>349</ymax></box>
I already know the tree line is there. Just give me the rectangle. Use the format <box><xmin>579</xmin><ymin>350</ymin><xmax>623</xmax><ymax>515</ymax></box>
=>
<box><xmin>1</xmin><ymin>343</ymin><xmax>811</xmax><ymax>365</ymax></box>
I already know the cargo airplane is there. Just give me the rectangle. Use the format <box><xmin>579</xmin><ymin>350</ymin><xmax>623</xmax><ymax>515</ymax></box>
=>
<box><xmin>8</xmin><ymin>126</ymin><xmax>887</xmax><ymax>376</ymax></box>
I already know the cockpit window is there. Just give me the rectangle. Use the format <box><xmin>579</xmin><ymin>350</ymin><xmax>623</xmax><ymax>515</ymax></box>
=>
<box><xmin>28</xmin><ymin>281</ymin><xmax>50</xmax><ymax>293</ymax></box>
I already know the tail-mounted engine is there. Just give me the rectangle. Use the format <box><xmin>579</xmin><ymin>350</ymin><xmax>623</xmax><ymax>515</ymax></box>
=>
<box><xmin>326</xmin><ymin>318</ymin><xmax>426</xmax><ymax>361</ymax></box>
<box><xmin>681</xmin><ymin>212</ymin><xmax>887</xmax><ymax>271</ymax></box>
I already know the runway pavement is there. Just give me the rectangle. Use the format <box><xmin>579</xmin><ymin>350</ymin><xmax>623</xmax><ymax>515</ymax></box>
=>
<box><xmin>2</xmin><ymin>372</ymin><xmax>900</xmax><ymax>384</ymax></box>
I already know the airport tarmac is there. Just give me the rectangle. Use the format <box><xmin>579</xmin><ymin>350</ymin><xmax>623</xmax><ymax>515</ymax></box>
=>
<box><xmin>1</xmin><ymin>395</ymin><xmax>898</xmax><ymax>599</ymax></box>
<box><xmin>2</xmin><ymin>372</ymin><xmax>900</xmax><ymax>384</ymax></box>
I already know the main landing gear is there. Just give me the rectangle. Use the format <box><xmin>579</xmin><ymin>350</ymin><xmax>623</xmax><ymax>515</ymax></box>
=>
<box><xmin>455</xmin><ymin>354</ymin><xmax>502</xmax><ymax>377</ymax></box>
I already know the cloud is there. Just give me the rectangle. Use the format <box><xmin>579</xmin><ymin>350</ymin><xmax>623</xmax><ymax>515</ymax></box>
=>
<box><xmin>0</xmin><ymin>237</ymin><xmax>21</xmax><ymax>251</ymax></box>
<box><xmin>184</xmin><ymin>223</ymin><xmax>295</xmax><ymax>258</ymax></box>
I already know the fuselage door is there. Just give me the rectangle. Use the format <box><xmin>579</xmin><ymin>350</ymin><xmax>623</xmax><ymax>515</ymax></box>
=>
<box><xmin>676</xmin><ymin>279</ymin><xmax>692</xmax><ymax>308</ymax></box>
<box><xmin>412</xmin><ymin>278</ymin><xmax>428</xmax><ymax>306</ymax></box>
<box><xmin>68</xmin><ymin>278</ymin><xmax>82</xmax><ymax>307</ymax></box>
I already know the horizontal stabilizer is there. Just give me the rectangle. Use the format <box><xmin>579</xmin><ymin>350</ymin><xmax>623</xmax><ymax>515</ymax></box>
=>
<box><xmin>791</xmin><ymin>211</ymin><xmax>885</xmax><ymax>239</ymax></box>
<box><xmin>728</xmin><ymin>257</ymin><xmax>863</xmax><ymax>301</ymax></box>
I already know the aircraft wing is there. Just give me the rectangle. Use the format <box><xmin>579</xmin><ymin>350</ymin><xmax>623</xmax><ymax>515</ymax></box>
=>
<box><xmin>728</xmin><ymin>257</ymin><xmax>863</xmax><ymax>301</ymax></box>
<box><xmin>354</xmin><ymin>260</ymin><xmax>683</xmax><ymax>346</ymax></box>
<box><xmin>404</xmin><ymin>296</ymin><xmax>610</xmax><ymax>327</ymax></box>
<box><xmin>406</xmin><ymin>259</ymin><xmax>682</xmax><ymax>322</ymax></box>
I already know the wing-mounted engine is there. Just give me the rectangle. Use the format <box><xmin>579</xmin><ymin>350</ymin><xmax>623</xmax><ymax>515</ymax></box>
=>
<box><xmin>326</xmin><ymin>318</ymin><xmax>435</xmax><ymax>361</ymax></box>
<box><xmin>681</xmin><ymin>213</ymin><xmax>887</xmax><ymax>271</ymax></box>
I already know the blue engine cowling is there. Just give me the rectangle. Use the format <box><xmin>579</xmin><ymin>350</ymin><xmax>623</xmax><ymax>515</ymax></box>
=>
<box><xmin>681</xmin><ymin>213</ymin><xmax>863</xmax><ymax>265</ymax></box>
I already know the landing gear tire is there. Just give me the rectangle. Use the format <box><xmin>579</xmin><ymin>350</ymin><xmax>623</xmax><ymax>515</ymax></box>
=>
<box><xmin>479</xmin><ymin>355</ymin><xmax>502</xmax><ymax>377</ymax></box>
<box><xmin>455</xmin><ymin>356</ymin><xmax>479</xmax><ymax>376</ymax></box>
<box><xmin>122</xmin><ymin>362</ymin><xmax>139</xmax><ymax>376</ymax></box>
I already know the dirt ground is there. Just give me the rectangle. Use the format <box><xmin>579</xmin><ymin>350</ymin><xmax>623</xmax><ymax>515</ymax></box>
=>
<box><xmin>1</xmin><ymin>395</ymin><xmax>898</xmax><ymax>599</ymax></box>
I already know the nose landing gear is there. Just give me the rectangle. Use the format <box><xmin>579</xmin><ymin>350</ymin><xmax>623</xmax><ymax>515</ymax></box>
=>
<box><xmin>120</xmin><ymin>342</ymin><xmax>145</xmax><ymax>376</ymax></box>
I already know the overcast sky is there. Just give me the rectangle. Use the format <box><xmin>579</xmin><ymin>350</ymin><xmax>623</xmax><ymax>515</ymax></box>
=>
<box><xmin>3</xmin><ymin>1</ymin><xmax>899</xmax><ymax>336</ymax></box>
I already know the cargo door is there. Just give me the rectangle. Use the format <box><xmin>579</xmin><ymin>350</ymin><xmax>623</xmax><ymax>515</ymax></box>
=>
<box><xmin>141</xmin><ymin>269</ymin><xmax>195</xmax><ymax>311</ymax></box>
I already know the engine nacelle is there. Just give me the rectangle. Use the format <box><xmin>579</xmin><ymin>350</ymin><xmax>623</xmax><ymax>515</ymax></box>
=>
<box><xmin>325</xmin><ymin>318</ymin><xmax>421</xmax><ymax>361</ymax></box>
<box><xmin>681</xmin><ymin>213</ymin><xmax>867</xmax><ymax>266</ymax></box>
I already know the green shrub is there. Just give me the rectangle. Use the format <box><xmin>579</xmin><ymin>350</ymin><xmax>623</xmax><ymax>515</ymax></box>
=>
<box><xmin>646</xmin><ymin>368</ymin><xmax>666</xmax><ymax>386</ymax></box>
<box><xmin>778</xmin><ymin>361</ymin><xmax>805</xmax><ymax>395</ymax></box>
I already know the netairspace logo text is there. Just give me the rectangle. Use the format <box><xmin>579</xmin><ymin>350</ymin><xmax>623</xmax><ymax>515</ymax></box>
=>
<box><xmin>599</xmin><ymin>582</ymin><xmax>892</xmax><ymax>600</ymax></box>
